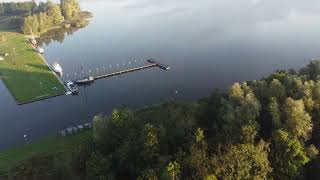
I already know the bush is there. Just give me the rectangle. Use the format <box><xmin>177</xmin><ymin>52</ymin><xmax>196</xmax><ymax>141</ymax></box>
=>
<box><xmin>0</xmin><ymin>34</ymin><xmax>6</xmax><ymax>42</ymax></box>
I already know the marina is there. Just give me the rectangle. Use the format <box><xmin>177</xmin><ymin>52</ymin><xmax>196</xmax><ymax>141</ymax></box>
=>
<box><xmin>73</xmin><ymin>59</ymin><xmax>170</xmax><ymax>85</ymax></box>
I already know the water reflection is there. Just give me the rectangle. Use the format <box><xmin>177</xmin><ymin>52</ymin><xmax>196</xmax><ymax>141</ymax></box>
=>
<box><xmin>36</xmin><ymin>27</ymin><xmax>84</xmax><ymax>46</ymax></box>
<box><xmin>2</xmin><ymin>0</ymin><xmax>320</xmax><ymax>151</ymax></box>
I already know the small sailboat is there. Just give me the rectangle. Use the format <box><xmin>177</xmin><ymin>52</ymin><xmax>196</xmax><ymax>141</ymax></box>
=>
<box><xmin>52</xmin><ymin>62</ymin><xmax>63</xmax><ymax>75</ymax></box>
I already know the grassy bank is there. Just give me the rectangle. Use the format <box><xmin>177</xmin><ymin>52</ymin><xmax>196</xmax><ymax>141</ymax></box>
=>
<box><xmin>0</xmin><ymin>130</ymin><xmax>92</xmax><ymax>174</ymax></box>
<box><xmin>0</xmin><ymin>32</ymin><xmax>66</xmax><ymax>104</ymax></box>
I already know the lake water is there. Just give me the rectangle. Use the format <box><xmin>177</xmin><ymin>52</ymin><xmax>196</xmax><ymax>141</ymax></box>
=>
<box><xmin>1</xmin><ymin>0</ymin><xmax>320</xmax><ymax>151</ymax></box>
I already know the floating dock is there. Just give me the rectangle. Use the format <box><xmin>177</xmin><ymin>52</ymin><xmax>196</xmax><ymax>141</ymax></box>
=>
<box><xmin>74</xmin><ymin>59</ymin><xmax>170</xmax><ymax>85</ymax></box>
<box><xmin>147</xmin><ymin>59</ymin><xmax>171</xmax><ymax>70</ymax></box>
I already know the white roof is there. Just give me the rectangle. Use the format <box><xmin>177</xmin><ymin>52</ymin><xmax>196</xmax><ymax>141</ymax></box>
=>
<box><xmin>0</xmin><ymin>56</ymin><xmax>4</xmax><ymax>61</ymax></box>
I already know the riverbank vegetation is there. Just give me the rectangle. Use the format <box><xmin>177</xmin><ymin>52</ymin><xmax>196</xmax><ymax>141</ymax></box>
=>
<box><xmin>0</xmin><ymin>32</ymin><xmax>65</xmax><ymax>104</ymax></box>
<box><xmin>1</xmin><ymin>61</ymin><xmax>320</xmax><ymax>179</ymax></box>
<box><xmin>0</xmin><ymin>130</ymin><xmax>92</xmax><ymax>177</ymax></box>
<box><xmin>0</xmin><ymin>0</ymin><xmax>91</xmax><ymax>34</ymax></box>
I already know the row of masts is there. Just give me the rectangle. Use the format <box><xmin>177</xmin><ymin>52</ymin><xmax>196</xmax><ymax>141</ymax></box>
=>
<box><xmin>58</xmin><ymin>58</ymin><xmax>167</xmax><ymax>82</ymax></box>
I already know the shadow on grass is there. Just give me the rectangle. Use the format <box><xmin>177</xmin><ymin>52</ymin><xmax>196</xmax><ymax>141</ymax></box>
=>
<box><xmin>26</xmin><ymin>63</ymin><xmax>51</xmax><ymax>71</ymax></box>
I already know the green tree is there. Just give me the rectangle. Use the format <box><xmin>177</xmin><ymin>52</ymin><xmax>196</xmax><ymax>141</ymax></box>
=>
<box><xmin>300</xmin><ymin>60</ymin><xmax>320</xmax><ymax>80</ymax></box>
<box><xmin>0</xmin><ymin>3</ymin><xmax>4</xmax><ymax>15</ymax></box>
<box><xmin>86</xmin><ymin>152</ymin><xmax>111</xmax><ymax>179</ymax></box>
<box><xmin>269</xmin><ymin>97</ymin><xmax>281</xmax><ymax>130</ymax></box>
<box><xmin>251</xmin><ymin>80</ymin><xmax>268</xmax><ymax>100</ymax></box>
<box><xmin>229</xmin><ymin>82</ymin><xmax>244</xmax><ymax>104</ymax></box>
<box><xmin>211</xmin><ymin>141</ymin><xmax>272</xmax><ymax>180</ymax></box>
<box><xmin>188</xmin><ymin>128</ymin><xmax>210</xmax><ymax>179</ymax></box>
<box><xmin>268</xmin><ymin>79</ymin><xmax>285</xmax><ymax>100</ymax></box>
<box><xmin>283</xmin><ymin>97</ymin><xmax>312</xmax><ymax>140</ymax></box>
<box><xmin>221</xmin><ymin>83</ymin><xmax>261</xmax><ymax>141</ymax></box>
<box><xmin>141</xmin><ymin>123</ymin><xmax>159</xmax><ymax>161</ymax></box>
<box><xmin>22</xmin><ymin>15</ymin><xmax>39</xmax><ymax>34</ymax></box>
<box><xmin>162</xmin><ymin>161</ymin><xmax>181</xmax><ymax>180</ymax></box>
<box><xmin>92</xmin><ymin>114</ymin><xmax>106</xmax><ymax>142</ymax></box>
<box><xmin>240</xmin><ymin>124</ymin><xmax>257</xmax><ymax>144</ymax></box>
<box><xmin>272</xmin><ymin>130</ymin><xmax>310</xmax><ymax>178</ymax></box>
<box><xmin>236</xmin><ymin>92</ymin><xmax>261</xmax><ymax>125</ymax></box>
<box><xmin>38</xmin><ymin>12</ymin><xmax>50</xmax><ymax>33</ymax></box>
<box><xmin>47</xmin><ymin>2</ymin><xmax>64</xmax><ymax>25</ymax></box>
<box><xmin>61</xmin><ymin>0</ymin><xmax>80</xmax><ymax>19</ymax></box>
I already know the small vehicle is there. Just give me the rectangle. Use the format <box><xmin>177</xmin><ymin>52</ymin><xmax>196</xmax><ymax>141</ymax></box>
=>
<box><xmin>65</xmin><ymin>81</ymin><xmax>79</xmax><ymax>94</ymax></box>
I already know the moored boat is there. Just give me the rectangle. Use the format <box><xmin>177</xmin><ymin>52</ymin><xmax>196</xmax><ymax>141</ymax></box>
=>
<box><xmin>37</xmin><ymin>47</ymin><xmax>44</xmax><ymax>54</ymax></box>
<box><xmin>75</xmin><ymin>76</ymin><xmax>94</xmax><ymax>84</ymax></box>
<box><xmin>65</xmin><ymin>81</ymin><xmax>79</xmax><ymax>94</ymax></box>
<box><xmin>52</xmin><ymin>62</ymin><xmax>63</xmax><ymax>75</ymax></box>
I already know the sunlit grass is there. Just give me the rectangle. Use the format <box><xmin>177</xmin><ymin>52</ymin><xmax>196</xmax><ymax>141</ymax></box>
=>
<box><xmin>0</xmin><ymin>130</ymin><xmax>92</xmax><ymax>174</ymax></box>
<box><xmin>0</xmin><ymin>32</ymin><xmax>65</xmax><ymax>104</ymax></box>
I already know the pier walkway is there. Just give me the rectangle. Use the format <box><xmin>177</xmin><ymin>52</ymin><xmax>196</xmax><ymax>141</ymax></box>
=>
<box><xmin>74</xmin><ymin>59</ymin><xmax>170</xmax><ymax>85</ymax></box>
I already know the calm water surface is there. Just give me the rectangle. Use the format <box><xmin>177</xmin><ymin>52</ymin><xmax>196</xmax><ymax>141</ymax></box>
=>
<box><xmin>1</xmin><ymin>0</ymin><xmax>320</xmax><ymax>150</ymax></box>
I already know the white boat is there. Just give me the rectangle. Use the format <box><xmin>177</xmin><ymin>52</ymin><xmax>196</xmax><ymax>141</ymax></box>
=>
<box><xmin>37</xmin><ymin>47</ymin><xmax>44</xmax><ymax>54</ymax></box>
<box><xmin>75</xmin><ymin>76</ymin><xmax>94</xmax><ymax>84</ymax></box>
<box><xmin>65</xmin><ymin>81</ymin><xmax>79</xmax><ymax>94</ymax></box>
<box><xmin>52</xmin><ymin>62</ymin><xmax>63</xmax><ymax>75</ymax></box>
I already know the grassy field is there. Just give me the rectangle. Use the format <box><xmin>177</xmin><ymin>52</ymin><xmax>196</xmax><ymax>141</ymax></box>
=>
<box><xmin>0</xmin><ymin>130</ymin><xmax>92</xmax><ymax>174</ymax></box>
<box><xmin>0</xmin><ymin>32</ymin><xmax>66</xmax><ymax>104</ymax></box>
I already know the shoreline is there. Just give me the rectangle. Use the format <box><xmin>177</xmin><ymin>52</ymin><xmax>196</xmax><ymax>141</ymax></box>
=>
<box><xmin>14</xmin><ymin>41</ymin><xmax>68</xmax><ymax>105</ymax></box>
<box><xmin>0</xmin><ymin>32</ymin><xmax>66</xmax><ymax>104</ymax></box>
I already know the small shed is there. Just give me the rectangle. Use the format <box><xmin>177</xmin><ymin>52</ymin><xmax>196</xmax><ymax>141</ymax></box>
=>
<box><xmin>0</xmin><ymin>56</ymin><xmax>4</xmax><ymax>61</ymax></box>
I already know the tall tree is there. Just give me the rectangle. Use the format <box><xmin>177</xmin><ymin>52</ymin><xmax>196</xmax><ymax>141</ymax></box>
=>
<box><xmin>0</xmin><ymin>3</ymin><xmax>4</xmax><ymax>15</ymax></box>
<box><xmin>188</xmin><ymin>128</ymin><xmax>210</xmax><ymax>179</ymax></box>
<box><xmin>22</xmin><ymin>15</ymin><xmax>39</xmax><ymax>34</ymax></box>
<box><xmin>283</xmin><ymin>97</ymin><xmax>312</xmax><ymax>140</ymax></box>
<box><xmin>269</xmin><ymin>97</ymin><xmax>281</xmax><ymax>130</ymax></box>
<box><xmin>211</xmin><ymin>141</ymin><xmax>272</xmax><ymax>179</ymax></box>
<box><xmin>268</xmin><ymin>79</ymin><xmax>285</xmax><ymax>100</ymax></box>
<box><xmin>272</xmin><ymin>130</ymin><xmax>310</xmax><ymax>179</ymax></box>
<box><xmin>61</xmin><ymin>0</ymin><xmax>80</xmax><ymax>19</ymax></box>
<box><xmin>47</xmin><ymin>2</ymin><xmax>64</xmax><ymax>25</ymax></box>
<box><xmin>300</xmin><ymin>60</ymin><xmax>320</xmax><ymax>81</ymax></box>
<box><xmin>161</xmin><ymin>161</ymin><xmax>181</xmax><ymax>180</ymax></box>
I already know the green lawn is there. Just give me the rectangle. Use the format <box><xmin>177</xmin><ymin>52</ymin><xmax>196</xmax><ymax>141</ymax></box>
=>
<box><xmin>0</xmin><ymin>130</ymin><xmax>92</xmax><ymax>174</ymax></box>
<box><xmin>0</xmin><ymin>32</ymin><xmax>66</xmax><ymax>104</ymax></box>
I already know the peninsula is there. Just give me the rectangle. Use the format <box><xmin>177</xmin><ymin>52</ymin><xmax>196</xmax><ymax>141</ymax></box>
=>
<box><xmin>0</xmin><ymin>0</ymin><xmax>91</xmax><ymax>104</ymax></box>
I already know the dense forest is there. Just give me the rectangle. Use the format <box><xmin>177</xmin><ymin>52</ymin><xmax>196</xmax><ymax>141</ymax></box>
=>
<box><xmin>5</xmin><ymin>60</ymin><xmax>320</xmax><ymax>179</ymax></box>
<box><xmin>0</xmin><ymin>1</ymin><xmax>36</xmax><ymax>16</ymax></box>
<box><xmin>0</xmin><ymin>0</ymin><xmax>87</xmax><ymax>34</ymax></box>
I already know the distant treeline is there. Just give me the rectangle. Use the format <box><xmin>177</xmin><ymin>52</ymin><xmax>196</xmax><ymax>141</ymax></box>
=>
<box><xmin>0</xmin><ymin>1</ymin><xmax>36</xmax><ymax>16</ymax></box>
<box><xmin>0</xmin><ymin>0</ymin><xmax>86</xmax><ymax>34</ymax></box>
<box><xmin>22</xmin><ymin>0</ymin><xmax>82</xmax><ymax>34</ymax></box>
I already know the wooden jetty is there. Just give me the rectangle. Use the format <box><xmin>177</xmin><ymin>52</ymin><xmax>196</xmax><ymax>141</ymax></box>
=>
<box><xmin>147</xmin><ymin>59</ymin><xmax>171</xmax><ymax>70</ymax></box>
<box><xmin>74</xmin><ymin>59</ymin><xmax>169</xmax><ymax>85</ymax></box>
